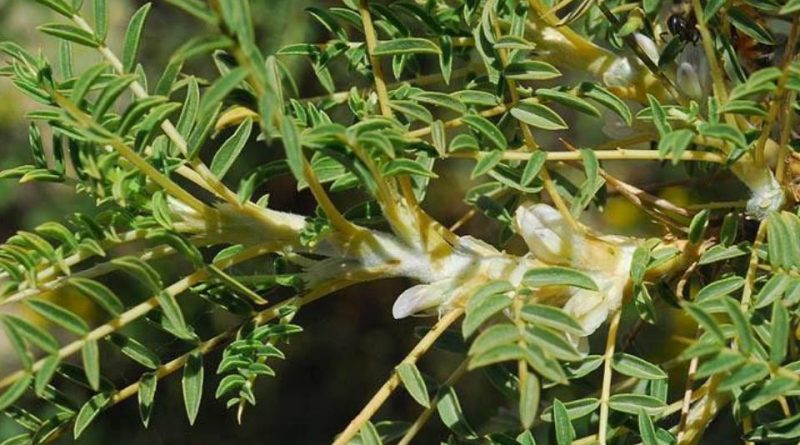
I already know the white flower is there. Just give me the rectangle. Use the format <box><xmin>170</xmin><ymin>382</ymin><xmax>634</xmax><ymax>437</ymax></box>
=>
<box><xmin>675</xmin><ymin>45</ymin><xmax>710</xmax><ymax>100</ymax></box>
<box><xmin>392</xmin><ymin>203</ymin><xmax>640</xmax><ymax>336</ymax></box>
<box><xmin>514</xmin><ymin>203</ymin><xmax>638</xmax><ymax>335</ymax></box>
<box><xmin>734</xmin><ymin>162</ymin><xmax>785</xmax><ymax>219</ymax></box>
<box><xmin>603</xmin><ymin>57</ymin><xmax>634</xmax><ymax>88</ymax></box>
<box><xmin>747</xmin><ymin>180</ymin><xmax>784</xmax><ymax>220</ymax></box>
<box><xmin>513</xmin><ymin>203</ymin><xmax>572</xmax><ymax>265</ymax></box>
<box><xmin>677</xmin><ymin>62</ymin><xmax>703</xmax><ymax>99</ymax></box>
<box><xmin>392</xmin><ymin>278</ymin><xmax>457</xmax><ymax>319</ymax></box>
<box><xmin>634</xmin><ymin>33</ymin><xmax>659</xmax><ymax>65</ymax></box>
<box><xmin>562</xmin><ymin>247</ymin><xmax>636</xmax><ymax>335</ymax></box>
<box><xmin>602</xmin><ymin>34</ymin><xmax>658</xmax><ymax>89</ymax></box>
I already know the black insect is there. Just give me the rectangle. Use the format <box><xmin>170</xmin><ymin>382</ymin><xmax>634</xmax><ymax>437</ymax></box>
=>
<box><xmin>666</xmin><ymin>13</ymin><xmax>699</xmax><ymax>44</ymax></box>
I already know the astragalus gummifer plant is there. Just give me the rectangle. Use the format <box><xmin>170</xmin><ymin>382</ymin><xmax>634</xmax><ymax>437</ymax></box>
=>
<box><xmin>4</xmin><ymin>0</ymin><xmax>800</xmax><ymax>443</ymax></box>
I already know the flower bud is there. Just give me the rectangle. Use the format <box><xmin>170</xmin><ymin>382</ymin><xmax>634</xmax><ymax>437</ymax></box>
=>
<box><xmin>515</xmin><ymin>204</ymin><xmax>638</xmax><ymax>335</ymax></box>
<box><xmin>634</xmin><ymin>33</ymin><xmax>659</xmax><ymax>65</ymax></box>
<box><xmin>392</xmin><ymin>278</ymin><xmax>455</xmax><ymax>319</ymax></box>
<box><xmin>675</xmin><ymin>45</ymin><xmax>710</xmax><ymax>100</ymax></box>
<box><xmin>514</xmin><ymin>203</ymin><xmax>572</xmax><ymax>265</ymax></box>
<box><xmin>735</xmin><ymin>162</ymin><xmax>785</xmax><ymax>219</ymax></box>
<box><xmin>603</xmin><ymin>57</ymin><xmax>634</xmax><ymax>87</ymax></box>
<box><xmin>676</xmin><ymin>62</ymin><xmax>703</xmax><ymax>100</ymax></box>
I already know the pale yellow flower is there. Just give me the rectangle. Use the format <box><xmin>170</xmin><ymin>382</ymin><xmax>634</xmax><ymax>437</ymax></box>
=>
<box><xmin>514</xmin><ymin>203</ymin><xmax>639</xmax><ymax>335</ymax></box>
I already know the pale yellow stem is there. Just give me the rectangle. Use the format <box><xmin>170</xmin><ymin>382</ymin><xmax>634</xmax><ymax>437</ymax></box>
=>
<box><xmin>598</xmin><ymin>309</ymin><xmax>622</xmax><ymax>445</ymax></box>
<box><xmin>332</xmin><ymin>308</ymin><xmax>464</xmax><ymax>445</ymax></box>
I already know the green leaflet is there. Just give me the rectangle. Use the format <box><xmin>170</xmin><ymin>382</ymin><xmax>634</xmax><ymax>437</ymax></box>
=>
<box><xmin>138</xmin><ymin>372</ymin><xmax>157</xmax><ymax>428</ymax></box>
<box><xmin>695</xmin><ymin>276</ymin><xmax>745</xmax><ymax>301</ymax></box>
<box><xmin>520</xmin><ymin>151</ymin><xmax>547</xmax><ymax>186</ymax></box>
<box><xmin>461</xmin><ymin>114</ymin><xmax>507</xmax><ymax>150</ymax></box>
<box><xmin>111</xmin><ymin>256</ymin><xmax>163</xmax><ymax>290</ymax></box>
<box><xmin>451</xmin><ymin>90</ymin><xmax>500</xmax><ymax>107</ymax></box>
<box><xmin>522</xmin><ymin>266</ymin><xmax>598</xmax><ymax>291</ymax></box>
<box><xmin>199</xmin><ymin>67</ymin><xmax>249</xmax><ymax>115</ymax></box>
<box><xmin>82</xmin><ymin>339</ymin><xmax>101</xmax><ymax>391</ymax></box>
<box><xmin>2</xmin><ymin>314</ymin><xmax>58</xmax><ymax>353</ymax></box>
<box><xmin>461</xmin><ymin>281</ymin><xmax>512</xmax><ymax>338</ymax></box>
<box><xmin>510</xmin><ymin>101</ymin><xmax>568</xmax><ymax>130</ymax></box>
<box><xmin>34</xmin><ymin>355</ymin><xmax>60</xmax><ymax>396</ymax></box>
<box><xmin>536</xmin><ymin>88</ymin><xmax>600</xmax><ymax>117</ymax></box>
<box><xmin>0</xmin><ymin>375</ymin><xmax>32</xmax><ymax>411</ymax></box>
<box><xmin>122</xmin><ymin>3</ymin><xmax>152</xmax><ymax>72</ymax></box>
<box><xmin>33</xmin><ymin>0</ymin><xmax>74</xmax><ymax>17</ymax></box>
<box><xmin>553</xmin><ymin>399</ymin><xmax>575</xmax><ymax>445</ymax></box>
<box><xmin>540</xmin><ymin>398</ymin><xmax>599</xmax><ymax>421</ymax></box>
<box><xmin>182</xmin><ymin>350</ymin><xmax>204</xmax><ymax>425</ymax></box>
<box><xmin>729</xmin><ymin>7</ymin><xmax>775</xmax><ymax>44</ymax></box>
<box><xmin>520</xmin><ymin>374</ymin><xmax>541</xmax><ymax>429</ymax></box>
<box><xmin>107</xmin><ymin>333</ymin><xmax>161</xmax><ymax>369</ymax></box>
<box><xmin>504</xmin><ymin>60</ymin><xmax>561</xmax><ymax>80</ymax></box>
<box><xmin>389</xmin><ymin>100</ymin><xmax>433</xmax><ymax>124</ymax></box>
<box><xmin>767</xmin><ymin>212</ymin><xmax>800</xmax><ymax>270</ymax></box>
<box><xmin>612</xmin><ymin>353</ymin><xmax>667</xmax><ymax>380</ymax></box>
<box><xmin>722</xmin><ymin>297</ymin><xmax>754</xmax><ymax>355</ymax></box>
<box><xmin>462</xmin><ymin>289</ymin><xmax>512</xmax><ymax>338</ymax></box>
<box><xmin>210</xmin><ymin>118</ymin><xmax>254</xmax><ymax>179</ymax></box>
<box><xmin>771</xmin><ymin>302</ymin><xmax>789</xmax><ymax>365</ymax></box>
<box><xmin>525</xmin><ymin>325</ymin><xmax>582</xmax><ymax>361</ymax></box>
<box><xmin>520</xmin><ymin>304</ymin><xmax>584</xmax><ymax>336</ymax></box>
<box><xmin>373</xmin><ymin>38</ymin><xmax>441</xmax><ymax>56</ymax></box>
<box><xmin>580</xmin><ymin>82</ymin><xmax>632</xmax><ymax>124</ymax></box>
<box><xmin>384</xmin><ymin>158</ymin><xmax>438</xmax><ymax>178</ymax></box>
<box><xmin>608</xmin><ymin>393</ymin><xmax>666</xmax><ymax>416</ymax></box>
<box><xmin>658</xmin><ymin>129</ymin><xmax>695</xmax><ymax>165</ymax></box>
<box><xmin>156</xmin><ymin>290</ymin><xmax>193</xmax><ymax>340</ymax></box>
<box><xmin>471</xmin><ymin>150</ymin><xmax>504</xmax><ymax>179</ymax></box>
<box><xmin>396</xmin><ymin>362</ymin><xmax>430</xmax><ymax>408</ymax></box>
<box><xmin>282</xmin><ymin>118</ymin><xmax>304</xmax><ymax>183</ymax></box>
<box><xmin>74</xmin><ymin>392</ymin><xmax>112</xmax><ymax>438</ymax></box>
<box><xmin>684</xmin><ymin>303</ymin><xmax>725</xmax><ymax>343</ymax></box>
<box><xmin>38</xmin><ymin>24</ymin><xmax>99</xmax><ymax>48</ymax></box>
<box><xmin>638</xmin><ymin>409</ymin><xmax>659</xmax><ymax>445</ymax></box>
<box><xmin>25</xmin><ymin>298</ymin><xmax>88</xmax><ymax>335</ymax></box>
<box><xmin>782</xmin><ymin>0</ymin><xmax>800</xmax><ymax>14</ymax></box>
<box><xmin>94</xmin><ymin>0</ymin><xmax>109</xmax><ymax>41</ymax></box>
<box><xmin>436</xmin><ymin>386</ymin><xmax>477</xmax><ymax>438</ymax></box>
<box><xmin>719</xmin><ymin>362</ymin><xmax>769</xmax><ymax>391</ymax></box>
<box><xmin>688</xmin><ymin>209</ymin><xmax>710</xmax><ymax>245</ymax></box>
<box><xmin>468</xmin><ymin>323</ymin><xmax>518</xmax><ymax>356</ymax></box>
<box><xmin>359</xmin><ymin>421</ymin><xmax>382</xmax><ymax>445</ymax></box>
<box><xmin>412</xmin><ymin>91</ymin><xmax>467</xmax><ymax>114</ymax></box>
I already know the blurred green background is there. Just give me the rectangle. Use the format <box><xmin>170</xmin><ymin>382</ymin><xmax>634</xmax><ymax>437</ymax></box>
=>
<box><xmin>0</xmin><ymin>1</ymin><xmax>748</xmax><ymax>443</ymax></box>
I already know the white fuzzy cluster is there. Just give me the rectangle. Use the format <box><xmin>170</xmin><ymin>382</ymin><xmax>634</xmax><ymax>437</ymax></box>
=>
<box><xmin>390</xmin><ymin>203</ymin><xmax>639</xmax><ymax>338</ymax></box>
<box><xmin>634</xmin><ymin>33</ymin><xmax>659</xmax><ymax>65</ymax></box>
<box><xmin>741</xmin><ymin>167</ymin><xmax>785</xmax><ymax>220</ymax></box>
<box><xmin>514</xmin><ymin>204</ymin><xmax>638</xmax><ymax>335</ymax></box>
<box><xmin>675</xmin><ymin>44</ymin><xmax>711</xmax><ymax>100</ymax></box>
<box><xmin>174</xmin><ymin>188</ymin><xmax>641</xmax><ymax>337</ymax></box>
<box><xmin>390</xmin><ymin>235</ymin><xmax>513</xmax><ymax>319</ymax></box>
